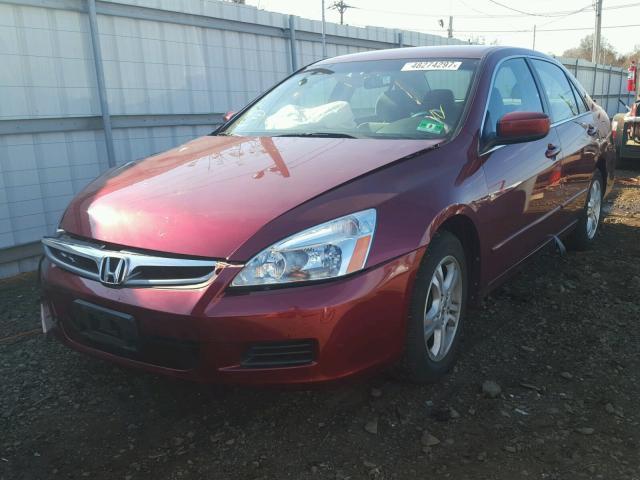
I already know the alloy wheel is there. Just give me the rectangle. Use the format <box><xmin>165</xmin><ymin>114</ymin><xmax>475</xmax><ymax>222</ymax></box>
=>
<box><xmin>423</xmin><ymin>255</ymin><xmax>463</xmax><ymax>361</ymax></box>
<box><xmin>586</xmin><ymin>179</ymin><xmax>602</xmax><ymax>240</ymax></box>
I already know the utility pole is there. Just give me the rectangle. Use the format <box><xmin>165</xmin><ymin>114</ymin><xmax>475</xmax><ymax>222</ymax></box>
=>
<box><xmin>532</xmin><ymin>25</ymin><xmax>536</xmax><ymax>50</ymax></box>
<box><xmin>329</xmin><ymin>0</ymin><xmax>352</xmax><ymax>25</ymax></box>
<box><xmin>447</xmin><ymin>16</ymin><xmax>453</xmax><ymax>38</ymax></box>
<box><xmin>321</xmin><ymin>0</ymin><xmax>326</xmax><ymax>58</ymax></box>
<box><xmin>592</xmin><ymin>0</ymin><xmax>603</xmax><ymax>63</ymax></box>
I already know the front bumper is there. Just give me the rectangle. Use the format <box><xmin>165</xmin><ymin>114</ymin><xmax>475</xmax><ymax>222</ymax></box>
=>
<box><xmin>41</xmin><ymin>250</ymin><xmax>421</xmax><ymax>385</ymax></box>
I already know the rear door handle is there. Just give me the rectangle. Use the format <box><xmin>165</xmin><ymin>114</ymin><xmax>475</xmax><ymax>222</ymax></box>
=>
<box><xmin>586</xmin><ymin>124</ymin><xmax>598</xmax><ymax>137</ymax></box>
<box><xmin>545</xmin><ymin>144</ymin><xmax>561</xmax><ymax>159</ymax></box>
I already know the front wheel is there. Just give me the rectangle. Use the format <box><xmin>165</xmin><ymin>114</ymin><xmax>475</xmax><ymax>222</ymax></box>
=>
<box><xmin>402</xmin><ymin>231</ymin><xmax>467</xmax><ymax>383</ymax></box>
<box><xmin>567</xmin><ymin>170</ymin><xmax>603</xmax><ymax>250</ymax></box>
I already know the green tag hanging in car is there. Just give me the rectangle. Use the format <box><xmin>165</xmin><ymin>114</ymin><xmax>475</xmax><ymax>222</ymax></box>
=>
<box><xmin>417</xmin><ymin>118</ymin><xmax>445</xmax><ymax>134</ymax></box>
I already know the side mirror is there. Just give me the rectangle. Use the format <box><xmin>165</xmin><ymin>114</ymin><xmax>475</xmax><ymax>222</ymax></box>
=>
<box><xmin>496</xmin><ymin>111</ymin><xmax>550</xmax><ymax>145</ymax></box>
<box><xmin>223</xmin><ymin>111</ymin><xmax>236</xmax><ymax>122</ymax></box>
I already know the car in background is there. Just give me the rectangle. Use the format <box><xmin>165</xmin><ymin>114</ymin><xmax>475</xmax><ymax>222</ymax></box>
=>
<box><xmin>612</xmin><ymin>97</ymin><xmax>640</xmax><ymax>163</ymax></box>
<box><xmin>40</xmin><ymin>45</ymin><xmax>614</xmax><ymax>386</ymax></box>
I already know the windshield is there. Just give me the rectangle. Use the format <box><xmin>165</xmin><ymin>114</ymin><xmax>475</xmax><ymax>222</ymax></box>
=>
<box><xmin>221</xmin><ymin>58</ymin><xmax>479</xmax><ymax>140</ymax></box>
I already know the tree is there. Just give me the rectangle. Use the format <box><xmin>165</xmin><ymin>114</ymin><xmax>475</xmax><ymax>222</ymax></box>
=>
<box><xmin>562</xmin><ymin>34</ymin><xmax>620</xmax><ymax>65</ymax></box>
<box><xmin>619</xmin><ymin>45</ymin><xmax>640</xmax><ymax>68</ymax></box>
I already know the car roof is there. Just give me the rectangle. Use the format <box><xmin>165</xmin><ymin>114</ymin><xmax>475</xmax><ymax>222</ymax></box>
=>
<box><xmin>314</xmin><ymin>45</ymin><xmax>552</xmax><ymax>65</ymax></box>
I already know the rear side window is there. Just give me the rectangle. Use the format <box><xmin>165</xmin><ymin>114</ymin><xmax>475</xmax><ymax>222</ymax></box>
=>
<box><xmin>483</xmin><ymin>58</ymin><xmax>543</xmax><ymax>139</ymax></box>
<box><xmin>531</xmin><ymin>59</ymin><xmax>580</xmax><ymax>122</ymax></box>
<box><xmin>569</xmin><ymin>81</ymin><xmax>589</xmax><ymax>114</ymax></box>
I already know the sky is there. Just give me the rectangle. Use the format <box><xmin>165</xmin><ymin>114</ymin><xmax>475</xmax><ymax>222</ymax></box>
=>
<box><xmin>243</xmin><ymin>0</ymin><xmax>640</xmax><ymax>59</ymax></box>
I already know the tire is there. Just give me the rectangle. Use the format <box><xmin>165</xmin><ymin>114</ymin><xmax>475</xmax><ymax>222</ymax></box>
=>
<box><xmin>402</xmin><ymin>231</ymin><xmax>468</xmax><ymax>383</ymax></box>
<box><xmin>567</xmin><ymin>170</ymin><xmax>604</xmax><ymax>251</ymax></box>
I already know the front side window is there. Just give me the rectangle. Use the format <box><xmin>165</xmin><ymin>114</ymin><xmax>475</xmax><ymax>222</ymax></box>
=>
<box><xmin>531</xmin><ymin>59</ymin><xmax>580</xmax><ymax>123</ymax></box>
<box><xmin>222</xmin><ymin>58</ymin><xmax>479</xmax><ymax>140</ymax></box>
<box><xmin>483</xmin><ymin>58</ymin><xmax>543</xmax><ymax>139</ymax></box>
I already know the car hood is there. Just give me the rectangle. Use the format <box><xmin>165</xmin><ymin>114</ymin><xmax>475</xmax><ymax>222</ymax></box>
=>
<box><xmin>60</xmin><ymin>135</ymin><xmax>439</xmax><ymax>259</ymax></box>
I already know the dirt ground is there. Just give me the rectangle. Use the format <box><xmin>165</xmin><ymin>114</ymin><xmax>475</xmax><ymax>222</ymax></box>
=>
<box><xmin>1</xmin><ymin>168</ymin><xmax>640</xmax><ymax>480</ymax></box>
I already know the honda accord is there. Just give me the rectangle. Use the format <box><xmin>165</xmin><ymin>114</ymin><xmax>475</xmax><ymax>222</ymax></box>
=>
<box><xmin>40</xmin><ymin>46</ymin><xmax>614</xmax><ymax>385</ymax></box>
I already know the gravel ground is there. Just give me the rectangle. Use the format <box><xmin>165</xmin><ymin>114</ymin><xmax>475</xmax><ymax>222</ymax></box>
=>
<box><xmin>1</xmin><ymin>168</ymin><xmax>640</xmax><ymax>480</ymax></box>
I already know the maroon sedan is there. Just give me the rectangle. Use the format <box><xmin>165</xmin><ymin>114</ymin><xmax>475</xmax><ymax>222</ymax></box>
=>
<box><xmin>40</xmin><ymin>46</ymin><xmax>614</xmax><ymax>385</ymax></box>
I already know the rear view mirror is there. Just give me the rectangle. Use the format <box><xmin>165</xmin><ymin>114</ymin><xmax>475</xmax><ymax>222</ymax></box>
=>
<box><xmin>496</xmin><ymin>111</ymin><xmax>550</xmax><ymax>144</ymax></box>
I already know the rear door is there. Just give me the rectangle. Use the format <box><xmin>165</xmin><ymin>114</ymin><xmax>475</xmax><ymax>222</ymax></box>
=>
<box><xmin>479</xmin><ymin>57</ymin><xmax>564</xmax><ymax>284</ymax></box>
<box><xmin>529</xmin><ymin>59</ymin><xmax>599</xmax><ymax>228</ymax></box>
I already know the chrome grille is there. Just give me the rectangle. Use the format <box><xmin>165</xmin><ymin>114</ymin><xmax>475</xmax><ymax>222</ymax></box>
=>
<box><xmin>42</xmin><ymin>234</ymin><xmax>219</xmax><ymax>287</ymax></box>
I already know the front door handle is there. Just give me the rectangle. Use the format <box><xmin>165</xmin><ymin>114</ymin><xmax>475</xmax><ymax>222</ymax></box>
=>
<box><xmin>545</xmin><ymin>143</ymin><xmax>561</xmax><ymax>159</ymax></box>
<box><xmin>586</xmin><ymin>124</ymin><xmax>598</xmax><ymax>137</ymax></box>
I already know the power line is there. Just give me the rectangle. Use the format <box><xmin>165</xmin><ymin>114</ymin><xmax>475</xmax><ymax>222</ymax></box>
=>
<box><xmin>349</xmin><ymin>1</ymin><xmax>572</xmax><ymax>18</ymax></box>
<box><xmin>528</xmin><ymin>22</ymin><xmax>640</xmax><ymax>31</ymax></box>
<box><xmin>351</xmin><ymin>6</ymin><xmax>554</xmax><ymax>18</ymax></box>
<box><xmin>486</xmin><ymin>0</ymin><xmax>586</xmax><ymax>16</ymax></box>
<box><xmin>599</xmin><ymin>1</ymin><xmax>640</xmax><ymax>10</ymax></box>
<box><xmin>537</xmin><ymin>4</ymin><xmax>593</xmax><ymax>28</ymax></box>
<box><xmin>452</xmin><ymin>0</ymin><xmax>592</xmax><ymax>43</ymax></box>
<box><xmin>454</xmin><ymin>1</ymin><xmax>639</xmax><ymax>42</ymax></box>
<box><xmin>456</xmin><ymin>0</ymin><xmax>494</xmax><ymax>17</ymax></box>
<box><xmin>412</xmin><ymin>23</ymin><xmax>640</xmax><ymax>34</ymax></box>
<box><xmin>348</xmin><ymin>1</ymin><xmax>640</xmax><ymax>19</ymax></box>
<box><xmin>485</xmin><ymin>0</ymin><xmax>640</xmax><ymax>16</ymax></box>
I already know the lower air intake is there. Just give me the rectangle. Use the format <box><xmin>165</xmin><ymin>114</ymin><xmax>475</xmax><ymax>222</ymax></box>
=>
<box><xmin>241</xmin><ymin>339</ymin><xmax>317</xmax><ymax>368</ymax></box>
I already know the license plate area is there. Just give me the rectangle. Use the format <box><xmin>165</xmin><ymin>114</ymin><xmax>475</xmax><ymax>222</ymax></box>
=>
<box><xmin>70</xmin><ymin>300</ymin><xmax>138</xmax><ymax>352</ymax></box>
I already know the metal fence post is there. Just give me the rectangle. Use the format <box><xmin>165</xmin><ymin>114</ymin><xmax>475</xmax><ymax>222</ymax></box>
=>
<box><xmin>288</xmin><ymin>15</ymin><xmax>297</xmax><ymax>72</ymax></box>
<box><xmin>604</xmin><ymin>65</ymin><xmax>613</xmax><ymax>115</ymax></box>
<box><xmin>398</xmin><ymin>31</ymin><xmax>404</xmax><ymax>48</ymax></box>
<box><xmin>87</xmin><ymin>0</ymin><xmax>115</xmax><ymax>168</ymax></box>
<box><xmin>574</xmin><ymin>58</ymin><xmax>579</xmax><ymax>77</ymax></box>
<box><xmin>616</xmin><ymin>67</ymin><xmax>624</xmax><ymax>111</ymax></box>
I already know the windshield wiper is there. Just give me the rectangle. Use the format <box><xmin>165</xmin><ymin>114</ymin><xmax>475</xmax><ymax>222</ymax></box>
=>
<box><xmin>274</xmin><ymin>132</ymin><xmax>358</xmax><ymax>139</ymax></box>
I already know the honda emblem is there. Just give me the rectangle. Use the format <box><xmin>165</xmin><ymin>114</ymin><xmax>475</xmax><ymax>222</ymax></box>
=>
<box><xmin>99</xmin><ymin>256</ymin><xmax>128</xmax><ymax>285</ymax></box>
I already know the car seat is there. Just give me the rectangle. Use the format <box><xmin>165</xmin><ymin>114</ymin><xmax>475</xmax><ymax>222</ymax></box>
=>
<box><xmin>422</xmin><ymin>89</ymin><xmax>456</xmax><ymax>121</ymax></box>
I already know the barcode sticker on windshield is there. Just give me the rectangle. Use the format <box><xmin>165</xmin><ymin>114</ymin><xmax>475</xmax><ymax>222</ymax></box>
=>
<box><xmin>401</xmin><ymin>61</ymin><xmax>462</xmax><ymax>71</ymax></box>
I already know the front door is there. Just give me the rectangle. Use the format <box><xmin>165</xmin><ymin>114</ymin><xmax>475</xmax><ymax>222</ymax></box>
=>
<box><xmin>478</xmin><ymin>57</ymin><xmax>564</xmax><ymax>284</ymax></box>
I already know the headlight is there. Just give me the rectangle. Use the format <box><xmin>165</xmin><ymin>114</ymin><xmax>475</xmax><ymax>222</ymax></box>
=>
<box><xmin>231</xmin><ymin>209</ymin><xmax>376</xmax><ymax>287</ymax></box>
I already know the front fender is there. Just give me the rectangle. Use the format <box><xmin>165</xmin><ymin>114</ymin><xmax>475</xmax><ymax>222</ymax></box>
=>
<box><xmin>420</xmin><ymin>203</ymin><xmax>481</xmax><ymax>248</ymax></box>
